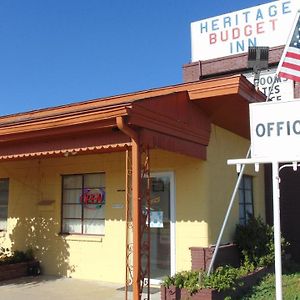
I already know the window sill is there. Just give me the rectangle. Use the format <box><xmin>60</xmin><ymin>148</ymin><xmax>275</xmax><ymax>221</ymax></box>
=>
<box><xmin>59</xmin><ymin>233</ymin><xmax>103</xmax><ymax>243</ymax></box>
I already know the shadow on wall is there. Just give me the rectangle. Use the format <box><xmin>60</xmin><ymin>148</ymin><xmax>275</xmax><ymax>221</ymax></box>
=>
<box><xmin>9</xmin><ymin>217</ymin><xmax>75</xmax><ymax>277</ymax></box>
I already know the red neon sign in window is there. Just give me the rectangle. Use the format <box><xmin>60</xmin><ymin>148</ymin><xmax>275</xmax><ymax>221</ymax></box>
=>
<box><xmin>80</xmin><ymin>188</ymin><xmax>105</xmax><ymax>209</ymax></box>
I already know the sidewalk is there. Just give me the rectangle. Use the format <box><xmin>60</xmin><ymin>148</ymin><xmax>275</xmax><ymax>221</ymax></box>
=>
<box><xmin>0</xmin><ymin>276</ymin><xmax>161</xmax><ymax>300</ymax></box>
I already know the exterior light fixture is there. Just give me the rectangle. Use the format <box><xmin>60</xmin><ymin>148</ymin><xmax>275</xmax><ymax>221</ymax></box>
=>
<box><xmin>247</xmin><ymin>46</ymin><xmax>269</xmax><ymax>90</ymax></box>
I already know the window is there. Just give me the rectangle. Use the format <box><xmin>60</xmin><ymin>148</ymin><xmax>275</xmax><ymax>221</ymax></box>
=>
<box><xmin>62</xmin><ymin>173</ymin><xmax>105</xmax><ymax>235</ymax></box>
<box><xmin>238</xmin><ymin>175</ymin><xmax>254</xmax><ymax>225</ymax></box>
<box><xmin>0</xmin><ymin>179</ymin><xmax>9</xmax><ymax>231</ymax></box>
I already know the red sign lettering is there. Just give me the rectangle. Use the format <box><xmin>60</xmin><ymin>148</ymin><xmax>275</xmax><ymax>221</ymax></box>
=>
<box><xmin>80</xmin><ymin>188</ymin><xmax>105</xmax><ymax>209</ymax></box>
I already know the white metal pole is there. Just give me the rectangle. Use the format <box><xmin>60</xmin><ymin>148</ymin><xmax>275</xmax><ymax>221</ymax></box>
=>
<box><xmin>207</xmin><ymin>148</ymin><xmax>250</xmax><ymax>275</ymax></box>
<box><xmin>272</xmin><ymin>161</ymin><xmax>283</xmax><ymax>300</ymax></box>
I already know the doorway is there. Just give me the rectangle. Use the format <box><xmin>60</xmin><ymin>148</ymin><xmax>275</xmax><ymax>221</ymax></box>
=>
<box><xmin>146</xmin><ymin>172</ymin><xmax>175</xmax><ymax>284</ymax></box>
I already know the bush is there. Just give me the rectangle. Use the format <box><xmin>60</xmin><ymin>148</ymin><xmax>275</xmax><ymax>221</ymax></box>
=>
<box><xmin>0</xmin><ymin>248</ymin><xmax>35</xmax><ymax>265</ymax></box>
<box><xmin>0</xmin><ymin>247</ymin><xmax>9</xmax><ymax>259</ymax></box>
<box><xmin>202</xmin><ymin>265</ymin><xmax>240</xmax><ymax>292</ymax></box>
<box><xmin>234</xmin><ymin>216</ymin><xmax>289</xmax><ymax>267</ymax></box>
<box><xmin>163</xmin><ymin>270</ymin><xmax>200</xmax><ymax>294</ymax></box>
<box><xmin>162</xmin><ymin>260</ymin><xmax>257</xmax><ymax>294</ymax></box>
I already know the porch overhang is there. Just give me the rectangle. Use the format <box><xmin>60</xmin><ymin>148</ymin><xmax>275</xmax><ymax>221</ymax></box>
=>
<box><xmin>0</xmin><ymin>74</ymin><xmax>264</xmax><ymax>161</ymax></box>
<box><xmin>188</xmin><ymin>75</ymin><xmax>265</xmax><ymax>139</ymax></box>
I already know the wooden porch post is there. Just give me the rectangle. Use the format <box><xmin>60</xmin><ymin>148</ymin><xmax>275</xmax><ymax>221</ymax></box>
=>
<box><xmin>132</xmin><ymin>138</ymin><xmax>141</xmax><ymax>300</ymax></box>
<box><xmin>116</xmin><ymin>116</ymin><xmax>141</xmax><ymax>300</ymax></box>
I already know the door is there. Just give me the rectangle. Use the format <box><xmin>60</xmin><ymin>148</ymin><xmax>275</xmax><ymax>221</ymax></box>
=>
<box><xmin>143</xmin><ymin>172</ymin><xmax>175</xmax><ymax>284</ymax></box>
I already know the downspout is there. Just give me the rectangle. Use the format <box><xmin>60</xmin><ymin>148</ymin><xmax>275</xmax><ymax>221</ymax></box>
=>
<box><xmin>116</xmin><ymin>116</ymin><xmax>141</xmax><ymax>300</ymax></box>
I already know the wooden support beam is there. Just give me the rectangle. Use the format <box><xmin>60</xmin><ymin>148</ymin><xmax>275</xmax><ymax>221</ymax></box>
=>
<box><xmin>117</xmin><ymin>116</ymin><xmax>141</xmax><ymax>300</ymax></box>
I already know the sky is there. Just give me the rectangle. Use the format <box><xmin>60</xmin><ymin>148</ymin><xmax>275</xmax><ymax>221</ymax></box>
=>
<box><xmin>0</xmin><ymin>0</ymin><xmax>272</xmax><ymax>116</ymax></box>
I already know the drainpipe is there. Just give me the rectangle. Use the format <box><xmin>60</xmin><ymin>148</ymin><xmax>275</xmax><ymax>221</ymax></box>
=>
<box><xmin>116</xmin><ymin>116</ymin><xmax>141</xmax><ymax>300</ymax></box>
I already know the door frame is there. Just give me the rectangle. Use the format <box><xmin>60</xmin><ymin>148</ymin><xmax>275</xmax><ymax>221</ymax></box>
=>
<box><xmin>150</xmin><ymin>171</ymin><xmax>176</xmax><ymax>285</ymax></box>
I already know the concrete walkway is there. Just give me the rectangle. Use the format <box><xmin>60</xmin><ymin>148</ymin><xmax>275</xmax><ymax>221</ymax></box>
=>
<box><xmin>0</xmin><ymin>276</ymin><xmax>161</xmax><ymax>300</ymax></box>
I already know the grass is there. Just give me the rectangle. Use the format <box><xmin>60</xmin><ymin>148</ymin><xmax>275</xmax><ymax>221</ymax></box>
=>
<box><xmin>240</xmin><ymin>264</ymin><xmax>300</xmax><ymax>300</ymax></box>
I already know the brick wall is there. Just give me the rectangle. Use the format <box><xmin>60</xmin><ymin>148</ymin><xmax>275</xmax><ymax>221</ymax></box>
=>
<box><xmin>189</xmin><ymin>244</ymin><xmax>240</xmax><ymax>271</ymax></box>
<box><xmin>183</xmin><ymin>46</ymin><xmax>284</xmax><ymax>83</ymax></box>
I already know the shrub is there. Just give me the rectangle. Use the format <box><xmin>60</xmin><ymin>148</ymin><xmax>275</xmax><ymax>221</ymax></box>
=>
<box><xmin>162</xmin><ymin>260</ymin><xmax>257</xmax><ymax>294</ymax></box>
<box><xmin>234</xmin><ymin>216</ymin><xmax>289</xmax><ymax>267</ymax></box>
<box><xmin>0</xmin><ymin>248</ymin><xmax>35</xmax><ymax>265</ymax></box>
<box><xmin>163</xmin><ymin>270</ymin><xmax>200</xmax><ymax>294</ymax></box>
<box><xmin>0</xmin><ymin>247</ymin><xmax>8</xmax><ymax>259</ymax></box>
<box><xmin>202</xmin><ymin>265</ymin><xmax>240</xmax><ymax>292</ymax></box>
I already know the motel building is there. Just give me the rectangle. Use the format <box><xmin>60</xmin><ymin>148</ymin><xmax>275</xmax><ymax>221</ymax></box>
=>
<box><xmin>0</xmin><ymin>0</ymin><xmax>300</xmax><ymax>298</ymax></box>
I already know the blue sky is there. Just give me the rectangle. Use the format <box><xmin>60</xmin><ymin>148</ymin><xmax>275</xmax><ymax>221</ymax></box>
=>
<box><xmin>0</xmin><ymin>0</ymin><xmax>272</xmax><ymax>115</ymax></box>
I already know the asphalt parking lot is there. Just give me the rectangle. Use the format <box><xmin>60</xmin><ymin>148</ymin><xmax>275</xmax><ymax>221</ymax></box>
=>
<box><xmin>0</xmin><ymin>276</ymin><xmax>161</xmax><ymax>300</ymax></box>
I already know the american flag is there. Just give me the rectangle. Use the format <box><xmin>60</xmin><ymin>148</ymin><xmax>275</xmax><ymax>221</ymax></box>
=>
<box><xmin>278</xmin><ymin>13</ymin><xmax>300</xmax><ymax>82</ymax></box>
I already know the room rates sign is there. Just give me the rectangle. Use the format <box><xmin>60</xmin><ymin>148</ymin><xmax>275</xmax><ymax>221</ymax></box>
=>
<box><xmin>250</xmin><ymin>100</ymin><xmax>300</xmax><ymax>159</ymax></box>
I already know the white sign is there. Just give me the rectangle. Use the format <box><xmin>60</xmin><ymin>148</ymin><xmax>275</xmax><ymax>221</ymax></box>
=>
<box><xmin>250</xmin><ymin>100</ymin><xmax>300</xmax><ymax>159</ymax></box>
<box><xmin>150</xmin><ymin>211</ymin><xmax>164</xmax><ymax>228</ymax></box>
<box><xmin>191</xmin><ymin>0</ymin><xmax>299</xmax><ymax>61</ymax></box>
<box><xmin>244</xmin><ymin>68</ymin><xmax>294</xmax><ymax>101</ymax></box>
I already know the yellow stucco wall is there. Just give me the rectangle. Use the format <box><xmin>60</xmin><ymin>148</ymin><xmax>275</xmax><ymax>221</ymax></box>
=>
<box><xmin>151</xmin><ymin>125</ymin><xmax>265</xmax><ymax>273</ymax></box>
<box><xmin>205</xmin><ymin>126</ymin><xmax>265</xmax><ymax>246</ymax></box>
<box><xmin>0</xmin><ymin>153</ymin><xmax>128</xmax><ymax>283</ymax></box>
<box><xmin>0</xmin><ymin>125</ymin><xmax>265</xmax><ymax>283</ymax></box>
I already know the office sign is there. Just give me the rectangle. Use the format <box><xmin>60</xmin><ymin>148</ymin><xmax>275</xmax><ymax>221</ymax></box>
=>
<box><xmin>250</xmin><ymin>100</ymin><xmax>300</xmax><ymax>159</ymax></box>
<box><xmin>191</xmin><ymin>0</ymin><xmax>298</xmax><ymax>61</ymax></box>
<box><xmin>244</xmin><ymin>68</ymin><xmax>294</xmax><ymax>101</ymax></box>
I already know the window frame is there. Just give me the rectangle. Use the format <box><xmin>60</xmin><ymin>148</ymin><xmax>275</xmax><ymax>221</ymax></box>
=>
<box><xmin>238</xmin><ymin>175</ymin><xmax>254</xmax><ymax>225</ymax></box>
<box><xmin>0</xmin><ymin>178</ymin><xmax>9</xmax><ymax>232</ymax></box>
<box><xmin>61</xmin><ymin>172</ymin><xmax>105</xmax><ymax>236</ymax></box>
